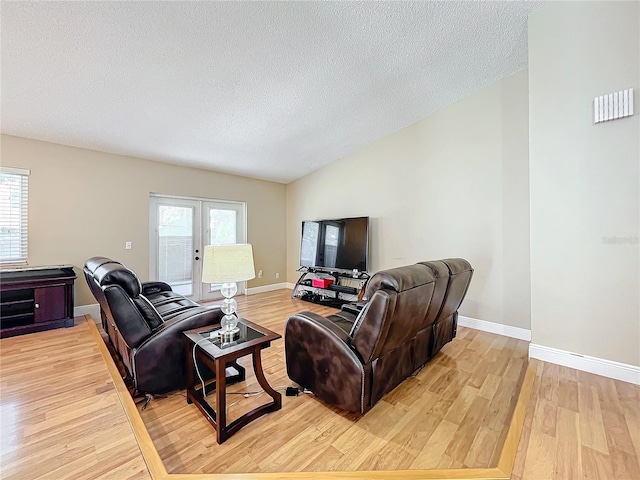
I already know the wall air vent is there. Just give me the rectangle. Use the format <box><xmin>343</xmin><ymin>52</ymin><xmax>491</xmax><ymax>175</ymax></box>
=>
<box><xmin>594</xmin><ymin>88</ymin><xmax>634</xmax><ymax>124</ymax></box>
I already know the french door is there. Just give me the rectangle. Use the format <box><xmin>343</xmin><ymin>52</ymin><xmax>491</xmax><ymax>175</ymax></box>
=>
<box><xmin>149</xmin><ymin>195</ymin><xmax>246</xmax><ymax>302</ymax></box>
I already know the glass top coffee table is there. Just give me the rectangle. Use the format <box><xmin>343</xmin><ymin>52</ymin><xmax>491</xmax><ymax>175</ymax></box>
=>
<box><xmin>183</xmin><ymin>318</ymin><xmax>282</xmax><ymax>444</ymax></box>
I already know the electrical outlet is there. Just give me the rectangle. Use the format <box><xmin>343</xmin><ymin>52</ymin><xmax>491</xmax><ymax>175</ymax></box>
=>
<box><xmin>258</xmin><ymin>270</ymin><xmax>263</xmax><ymax>278</ymax></box>
<box><xmin>275</xmin><ymin>272</ymin><xmax>280</xmax><ymax>279</ymax></box>
<box><xmin>125</xmin><ymin>241</ymin><xmax>132</xmax><ymax>250</ymax></box>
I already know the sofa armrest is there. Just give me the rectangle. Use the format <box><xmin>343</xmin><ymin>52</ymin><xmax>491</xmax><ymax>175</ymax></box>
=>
<box><xmin>298</xmin><ymin>311</ymin><xmax>353</xmax><ymax>343</ymax></box>
<box><xmin>141</xmin><ymin>281</ymin><xmax>173</xmax><ymax>295</ymax></box>
<box><xmin>341</xmin><ymin>301</ymin><xmax>367</xmax><ymax>316</ymax></box>
<box><xmin>284</xmin><ymin>312</ymin><xmax>368</xmax><ymax>413</ymax></box>
<box><xmin>132</xmin><ymin>306</ymin><xmax>224</xmax><ymax>393</ymax></box>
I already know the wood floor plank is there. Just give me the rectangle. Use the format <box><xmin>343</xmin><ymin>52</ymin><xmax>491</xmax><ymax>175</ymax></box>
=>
<box><xmin>582</xmin><ymin>445</ymin><xmax>615</xmax><ymax>480</ymax></box>
<box><xmin>477</xmin><ymin>373</ymin><xmax>501</xmax><ymax>401</ymax></box>
<box><xmin>602</xmin><ymin>408</ymin><xmax>638</xmax><ymax>457</ymax></box>
<box><xmin>511</xmin><ymin>362</ymin><xmax>640</xmax><ymax>480</ymax></box>
<box><xmin>331</xmin><ymin>425</ymin><xmax>389</xmax><ymax>471</ymax></box>
<box><xmin>444</xmin><ymin>385</ymin><xmax>479</xmax><ymax>425</ymax></box>
<box><xmin>554</xmin><ymin>406</ymin><xmax>582</xmax><ymax>480</ymax></box>
<box><xmin>578</xmin><ymin>382</ymin><xmax>609</xmax><ymax>455</ymax></box>
<box><xmin>302</xmin><ymin>445</ymin><xmax>346</xmax><ymax>472</ymax></box>
<box><xmin>389</xmin><ymin>410</ymin><xmax>441</xmax><ymax>457</ymax></box>
<box><xmin>464</xmin><ymin>426</ymin><xmax>499</xmax><ymax>468</ymax></box>
<box><xmin>624</xmin><ymin>408</ymin><xmax>640</xmax><ymax>462</ymax></box>
<box><xmin>357</xmin><ymin>442</ymin><xmax>416</xmax><ymax>471</ymax></box>
<box><xmin>409</xmin><ymin>418</ymin><xmax>459</xmax><ymax>469</ymax></box>
<box><xmin>0</xmin><ymin>319</ymin><xmax>151</xmax><ymax>480</ymax></box>
<box><xmin>444</xmin><ymin>396</ymin><xmax>491</xmax><ymax>462</ymax></box>
<box><xmin>519</xmin><ymin>431</ymin><xmax>557</xmax><ymax>480</ymax></box>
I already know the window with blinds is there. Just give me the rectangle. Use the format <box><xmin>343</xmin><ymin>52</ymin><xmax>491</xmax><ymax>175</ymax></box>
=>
<box><xmin>0</xmin><ymin>167</ymin><xmax>30</xmax><ymax>264</ymax></box>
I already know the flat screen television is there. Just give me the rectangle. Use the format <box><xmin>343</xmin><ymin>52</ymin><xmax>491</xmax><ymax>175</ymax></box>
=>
<box><xmin>300</xmin><ymin>216</ymin><xmax>369</xmax><ymax>272</ymax></box>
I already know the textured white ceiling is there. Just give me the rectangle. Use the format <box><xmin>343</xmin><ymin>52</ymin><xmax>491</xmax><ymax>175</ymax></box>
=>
<box><xmin>1</xmin><ymin>1</ymin><xmax>544</xmax><ymax>183</ymax></box>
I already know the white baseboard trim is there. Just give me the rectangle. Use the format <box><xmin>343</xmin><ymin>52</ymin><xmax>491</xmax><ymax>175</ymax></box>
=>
<box><xmin>457</xmin><ymin>315</ymin><xmax>531</xmax><ymax>341</ymax></box>
<box><xmin>74</xmin><ymin>304</ymin><xmax>100</xmax><ymax>322</ymax></box>
<box><xmin>529</xmin><ymin>343</ymin><xmax>640</xmax><ymax>385</ymax></box>
<box><xmin>285</xmin><ymin>282</ymin><xmax>296</xmax><ymax>290</ymax></box>
<box><xmin>245</xmin><ymin>283</ymin><xmax>288</xmax><ymax>295</ymax></box>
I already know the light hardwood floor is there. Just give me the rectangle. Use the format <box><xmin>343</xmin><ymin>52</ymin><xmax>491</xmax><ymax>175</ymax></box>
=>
<box><xmin>511</xmin><ymin>359</ymin><xmax>640</xmax><ymax>480</ymax></box>
<box><xmin>141</xmin><ymin>290</ymin><xmax>529</xmax><ymax>475</ymax></box>
<box><xmin>1</xmin><ymin>289</ymin><xmax>639</xmax><ymax>479</ymax></box>
<box><xmin>0</xmin><ymin>319</ymin><xmax>151</xmax><ymax>480</ymax></box>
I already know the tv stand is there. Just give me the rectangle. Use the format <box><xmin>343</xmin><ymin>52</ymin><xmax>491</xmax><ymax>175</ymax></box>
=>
<box><xmin>291</xmin><ymin>267</ymin><xmax>369</xmax><ymax>308</ymax></box>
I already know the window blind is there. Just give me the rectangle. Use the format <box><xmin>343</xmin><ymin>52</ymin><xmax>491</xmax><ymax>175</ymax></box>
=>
<box><xmin>0</xmin><ymin>167</ymin><xmax>30</xmax><ymax>264</ymax></box>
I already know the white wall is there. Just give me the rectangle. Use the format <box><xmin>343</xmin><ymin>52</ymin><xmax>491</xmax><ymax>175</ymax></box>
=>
<box><xmin>529</xmin><ymin>2</ymin><xmax>639</xmax><ymax>366</ymax></box>
<box><xmin>287</xmin><ymin>71</ymin><xmax>531</xmax><ymax>330</ymax></box>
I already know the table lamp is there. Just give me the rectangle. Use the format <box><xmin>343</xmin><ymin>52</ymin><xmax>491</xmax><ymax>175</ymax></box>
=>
<box><xmin>202</xmin><ymin>243</ymin><xmax>256</xmax><ymax>336</ymax></box>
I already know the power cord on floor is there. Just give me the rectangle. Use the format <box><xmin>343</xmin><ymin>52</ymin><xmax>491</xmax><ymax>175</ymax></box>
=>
<box><xmin>192</xmin><ymin>337</ymin><xmax>211</xmax><ymax>396</ymax></box>
<box><xmin>225</xmin><ymin>386</ymin><xmax>313</xmax><ymax>409</ymax></box>
<box><xmin>192</xmin><ymin>336</ymin><xmax>314</xmax><ymax>402</ymax></box>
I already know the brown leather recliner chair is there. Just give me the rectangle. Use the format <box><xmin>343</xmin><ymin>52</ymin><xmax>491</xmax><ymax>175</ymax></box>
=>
<box><xmin>84</xmin><ymin>257</ymin><xmax>224</xmax><ymax>394</ymax></box>
<box><xmin>284</xmin><ymin>259</ymin><xmax>473</xmax><ymax>413</ymax></box>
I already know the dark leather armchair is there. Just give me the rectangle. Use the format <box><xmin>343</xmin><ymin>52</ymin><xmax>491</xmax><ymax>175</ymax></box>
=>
<box><xmin>84</xmin><ymin>257</ymin><xmax>223</xmax><ymax>394</ymax></box>
<box><xmin>284</xmin><ymin>259</ymin><xmax>473</xmax><ymax>413</ymax></box>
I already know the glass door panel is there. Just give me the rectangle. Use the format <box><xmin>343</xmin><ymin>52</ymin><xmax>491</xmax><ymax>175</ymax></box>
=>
<box><xmin>150</xmin><ymin>195</ymin><xmax>246</xmax><ymax>303</ymax></box>
<box><xmin>208</xmin><ymin>208</ymin><xmax>237</xmax><ymax>245</ymax></box>
<box><xmin>157</xmin><ymin>205</ymin><xmax>194</xmax><ymax>296</ymax></box>
<box><xmin>201</xmin><ymin>203</ymin><xmax>244</xmax><ymax>301</ymax></box>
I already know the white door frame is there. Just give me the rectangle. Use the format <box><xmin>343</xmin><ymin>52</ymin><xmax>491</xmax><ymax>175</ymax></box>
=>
<box><xmin>149</xmin><ymin>193</ymin><xmax>247</xmax><ymax>302</ymax></box>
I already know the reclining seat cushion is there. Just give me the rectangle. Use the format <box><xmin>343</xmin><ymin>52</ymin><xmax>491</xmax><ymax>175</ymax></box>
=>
<box><xmin>132</xmin><ymin>296</ymin><xmax>165</xmax><ymax>330</ymax></box>
<box><xmin>324</xmin><ymin>311</ymin><xmax>357</xmax><ymax>338</ymax></box>
<box><xmin>146</xmin><ymin>291</ymin><xmax>203</xmax><ymax>321</ymax></box>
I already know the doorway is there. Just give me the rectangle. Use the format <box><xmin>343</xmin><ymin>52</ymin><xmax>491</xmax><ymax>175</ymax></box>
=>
<box><xmin>149</xmin><ymin>194</ymin><xmax>246</xmax><ymax>302</ymax></box>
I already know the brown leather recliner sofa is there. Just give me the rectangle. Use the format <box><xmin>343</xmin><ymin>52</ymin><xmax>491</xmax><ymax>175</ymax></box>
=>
<box><xmin>284</xmin><ymin>259</ymin><xmax>473</xmax><ymax>413</ymax></box>
<box><xmin>84</xmin><ymin>257</ymin><xmax>223</xmax><ymax>394</ymax></box>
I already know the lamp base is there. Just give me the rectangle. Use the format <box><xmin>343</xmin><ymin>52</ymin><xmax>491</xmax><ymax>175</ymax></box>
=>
<box><xmin>218</xmin><ymin>328</ymin><xmax>240</xmax><ymax>343</ymax></box>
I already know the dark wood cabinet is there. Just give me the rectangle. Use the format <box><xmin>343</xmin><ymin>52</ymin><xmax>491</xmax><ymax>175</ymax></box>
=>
<box><xmin>0</xmin><ymin>266</ymin><xmax>76</xmax><ymax>338</ymax></box>
<box><xmin>34</xmin><ymin>285</ymin><xmax>67</xmax><ymax>323</ymax></box>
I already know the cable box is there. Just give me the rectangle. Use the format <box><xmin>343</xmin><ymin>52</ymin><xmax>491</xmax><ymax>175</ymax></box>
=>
<box><xmin>328</xmin><ymin>284</ymin><xmax>358</xmax><ymax>294</ymax></box>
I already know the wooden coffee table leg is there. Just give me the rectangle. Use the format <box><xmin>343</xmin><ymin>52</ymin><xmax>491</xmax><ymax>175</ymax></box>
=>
<box><xmin>253</xmin><ymin>348</ymin><xmax>282</xmax><ymax>411</ymax></box>
<box><xmin>215</xmin><ymin>357</ymin><xmax>227</xmax><ymax>443</ymax></box>
<box><xmin>186</xmin><ymin>338</ymin><xmax>194</xmax><ymax>404</ymax></box>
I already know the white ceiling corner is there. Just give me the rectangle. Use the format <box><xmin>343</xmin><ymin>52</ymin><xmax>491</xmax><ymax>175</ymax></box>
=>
<box><xmin>0</xmin><ymin>1</ymin><xmax>545</xmax><ymax>183</ymax></box>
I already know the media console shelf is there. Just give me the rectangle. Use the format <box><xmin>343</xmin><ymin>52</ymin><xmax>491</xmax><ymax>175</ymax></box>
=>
<box><xmin>0</xmin><ymin>265</ymin><xmax>76</xmax><ymax>338</ymax></box>
<box><xmin>291</xmin><ymin>267</ymin><xmax>369</xmax><ymax>308</ymax></box>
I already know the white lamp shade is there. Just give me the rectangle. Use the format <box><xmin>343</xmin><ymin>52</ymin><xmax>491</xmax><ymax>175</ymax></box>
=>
<box><xmin>202</xmin><ymin>244</ymin><xmax>256</xmax><ymax>284</ymax></box>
